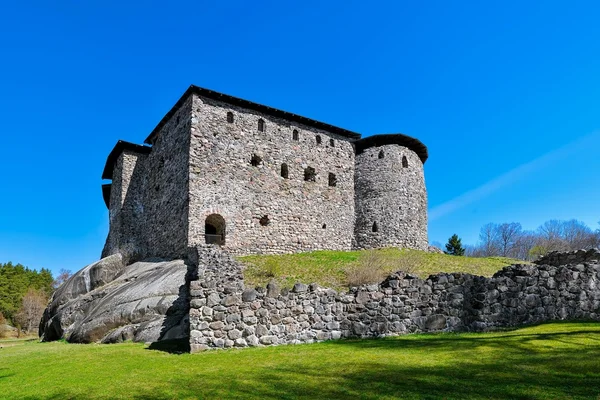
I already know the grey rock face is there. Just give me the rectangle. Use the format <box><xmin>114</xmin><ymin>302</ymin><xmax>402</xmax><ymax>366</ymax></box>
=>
<box><xmin>40</xmin><ymin>256</ymin><xmax>190</xmax><ymax>344</ymax></box>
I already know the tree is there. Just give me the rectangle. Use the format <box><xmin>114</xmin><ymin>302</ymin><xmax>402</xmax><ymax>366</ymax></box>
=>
<box><xmin>14</xmin><ymin>288</ymin><xmax>48</xmax><ymax>334</ymax></box>
<box><xmin>496</xmin><ymin>222</ymin><xmax>522</xmax><ymax>257</ymax></box>
<box><xmin>52</xmin><ymin>269</ymin><xmax>73</xmax><ymax>289</ymax></box>
<box><xmin>445</xmin><ymin>234</ymin><xmax>465</xmax><ymax>256</ymax></box>
<box><xmin>478</xmin><ymin>223</ymin><xmax>500</xmax><ymax>256</ymax></box>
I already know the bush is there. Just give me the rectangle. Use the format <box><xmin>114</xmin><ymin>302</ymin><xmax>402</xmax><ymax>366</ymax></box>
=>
<box><xmin>0</xmin><ymin>311</ymin><xmax>6</xmax><ymax>338</ymax></box>
<box><xmin>344</xmin><ymin>249</ymin><xmax>419</xmax><ymax>288</ymax></box>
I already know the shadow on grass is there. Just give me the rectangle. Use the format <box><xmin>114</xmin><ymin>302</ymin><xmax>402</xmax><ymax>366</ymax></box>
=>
<box><xmin>13</xmin><ymin>324</ymin><xmax>600</xmax><ymax>400</ymax></box>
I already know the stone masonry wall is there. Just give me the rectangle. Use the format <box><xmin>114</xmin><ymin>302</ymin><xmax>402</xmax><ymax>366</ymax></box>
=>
<box><xmin>103</xmin><ymin>96</ymin><xmax>193</xmax><ymax>260</ymax></box>
<box><xmin>102</xmin><ymin>151</ymin><xmax>148</xmax><ymax>258</ymax></box>
<box><xmin>354</xmin><ymin>144</ymin><xmax>428</xmax><ymax>250</ymax></box>
<box><xmin>534</xmin><ymin>248</ymin><xmax>600</xmax><ymax>267</ymax></box>
<box><xmin>186</xmin><ymin>94</ymin><xmax>356</xmax><ymax>255</ymax></box>
<box><xmin>189</xmin><ymin>246</ymin><xmax>600</xmax><ymax>352</ymax></box>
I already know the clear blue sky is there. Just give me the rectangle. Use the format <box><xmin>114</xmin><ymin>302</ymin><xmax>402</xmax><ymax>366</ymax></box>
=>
<box><xmin>1</xmin><ymin>1</ymin><xmax>599</xmax><ymax>276</ymax></box>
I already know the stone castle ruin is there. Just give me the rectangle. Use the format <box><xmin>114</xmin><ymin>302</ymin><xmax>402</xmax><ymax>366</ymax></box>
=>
<box><xmin>101</xmin><ymin>85</ymin><xmax>429</xmax><ymax>260</ymax></box>
<box><xmin>39</xmin><ymin>86</ymin><xmax>600</xmax><ymax>351</ymax></box>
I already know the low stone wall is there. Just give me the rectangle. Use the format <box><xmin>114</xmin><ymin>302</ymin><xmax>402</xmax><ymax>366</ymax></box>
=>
<box><xmin>188</xmin><ymin>246</ymin><xmax>600</xmax><ymax>352</ymax></box>
<box><xmin>534</xmin><ymin>248</ymin><xmax>599</xmax><ymax>267</ymax></box>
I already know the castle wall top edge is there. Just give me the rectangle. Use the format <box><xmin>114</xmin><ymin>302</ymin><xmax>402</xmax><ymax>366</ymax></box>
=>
<box><xmin>355</xmin><ymin>134</ymin><xmax>428</xmax><ymax>164</ymax></box>
<box><xmin>143</xmin><ymin>85</ymin><xmax>362</xmax><ymax>145</ymax></box>
<box><xmin>101</xmin><ymin>140</ymin><xmax>152</xmax><ymax>180</ymax></box>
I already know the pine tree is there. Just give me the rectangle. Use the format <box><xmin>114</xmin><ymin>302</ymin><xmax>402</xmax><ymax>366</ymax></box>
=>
<box><xmin>445</xmin><ymin>234</ymin><xmax>465</xmax><ymax>256</ymax></box>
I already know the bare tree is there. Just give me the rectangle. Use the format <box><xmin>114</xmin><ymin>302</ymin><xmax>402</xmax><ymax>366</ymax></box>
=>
<box><xmin>479</xmin><ymin>223</ymin><xmax>500</xmax><ymax>256</ymax></box>
<box><xmin>14</xmin><ymin>288</ymin><xmax>48</xmax><ymax>334</ymax></box>
<box><xmin>562</xmin><ymin>219</ymin><xmax>598</xmax><ymax>250</ymax></box>
<box><xmin>496</xmin><ymin>222</ymin><xmax>522</xmax><ymax>257</ymax></box>
<box><xmin>52</xmin><ymin>269</ymin><xmax>73</xmax><ymax>289</ymax></box>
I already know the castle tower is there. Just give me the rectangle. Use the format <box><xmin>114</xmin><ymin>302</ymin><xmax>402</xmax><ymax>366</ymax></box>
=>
<box><xmin>353</xmin><ymin>134</ymin><xmax>428</xmax><ymax>250</ymax></box>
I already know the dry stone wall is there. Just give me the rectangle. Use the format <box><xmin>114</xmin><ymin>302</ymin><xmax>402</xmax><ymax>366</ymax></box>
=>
<box><xmin>189</xmin><ymin>246</ymin><xmax>600</xmax><ymax>352</ymax></box>
<box><xmin>534</xmin><ymin>248</ymin><xmax>600</xmax><ymax>267</ymax></box>
<box><xmin>354</xmin><ymin>144</ymin><xmax>428</xmax><ymax>250</ymax></box>
<box><xmin>187</xmin><ymin>94</ymin><xmax>356</xmax><ymax>255</ymax></box>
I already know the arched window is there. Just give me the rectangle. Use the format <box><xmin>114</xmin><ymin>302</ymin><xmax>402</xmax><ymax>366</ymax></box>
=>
<box><xmin>372</xmin><ymin>222</ymin><xmax>378</xmax><ymax>232</ymax></box>
<box><xmin>227</xmin><ymin>112</ymin><xmax>234</xmax><ymax>123</ymax></box>
<box><xmin>250</xmin><ymin>154</ymin><xmax>262</xmax><ymax>167</ymax></box>
<box><xmin>316</xmin><ymin>135</ymin><xmax>322</xmax><ymax>144</ymax></box>
<box><xmin>281</xmin><ymin>163</ymin><xmax>289</xmax><ymax>179</ymax></box>
<box><xmin>292</xmin><ymin>130</ymin><xmax>299</xmax><ymax>141</ymax></box>
<box><xmin>330</xmin><ymin>139</ymin><xmax>335</xmax><ymax>147</ymax></box>
<box><xmin>258</xmin><ymin>118</ymin><xmax>265</xmax><ymax>132</ymax></box>
<box><xmin>328</xmin><ymin>172</ymin><xmax>337</xmax><ymax>187</ymax></box>
<box><xmin>378</xmin><ymin>150</ymin><xmax>384</xmax><ymax>159</ymax></box>
<box><xmin>205</xmin><ymin>214</ymin><xmax>226</xmax><ymax>245</ymax></box>
<box><xmin>304</xmin><ymin>166</ymin><xmax>316</xmax><ymax>182</ymax></box>
<box><xmin>402</xmin><ymin>156</ymin><xmax>408</xmax><ymax>168</ymax></box>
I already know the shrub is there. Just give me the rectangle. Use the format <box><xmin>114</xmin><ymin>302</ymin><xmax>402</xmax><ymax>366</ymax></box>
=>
<box><xmin>344</xmin><ymin>249</ymin><xmax>421</xmax><ymax>288</ymax></box>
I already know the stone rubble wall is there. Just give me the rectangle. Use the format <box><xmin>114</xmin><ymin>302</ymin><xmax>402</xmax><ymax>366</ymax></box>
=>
<box><xmin>534</xmin><ymin>248</ymin><xmax>599</xmax><ymax>267</ymax></box>
<box><xmin>189</xmin><ymin>246</ymin><xmax>600</xmax><ymax>352</ymax></box>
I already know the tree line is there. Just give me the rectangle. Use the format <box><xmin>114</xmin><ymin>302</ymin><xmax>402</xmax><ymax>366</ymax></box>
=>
<box><xmin>462</xmin><ymin>219</ymin><xmax>600</xmax><ymax>260</ymax></box>
<box><xmin>0</xmin><ymin>262</ymin><xmax>72</xmax><ymax>336</ymax></box>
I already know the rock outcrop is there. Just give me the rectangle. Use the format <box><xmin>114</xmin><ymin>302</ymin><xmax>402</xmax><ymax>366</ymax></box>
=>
<box><xmin>40</xmin><ymin>255</ymin><xmax>190</xmax><ymax>344</ymax></box>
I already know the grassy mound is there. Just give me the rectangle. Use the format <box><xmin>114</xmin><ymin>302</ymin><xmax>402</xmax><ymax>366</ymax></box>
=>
<box><xmin>1</xmin><ymin>322</ymin><xmax>599</xmax><ymax>399</ymax></box>
<box><xmin>239</xmin><ymin>248</ymin><xmax>524</xmax><ymax>291</ymax></box>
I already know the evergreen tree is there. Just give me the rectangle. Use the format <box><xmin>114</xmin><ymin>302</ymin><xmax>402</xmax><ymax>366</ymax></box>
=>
<box><xmin>445</xmin><ymin>234</ymin><xmax>465</xmax><ymax>256</ymax></box>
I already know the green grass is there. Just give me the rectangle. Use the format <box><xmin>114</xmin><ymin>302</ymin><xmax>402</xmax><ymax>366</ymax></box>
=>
<box><xmin>240</xmin><ymin>248</ymin><xmax>524</xmax><ymax>291</ymax></box>
<box><xmin>1</xmin><ymin>322</ymin><xmax>600</xmax><ymax>399</ymax></box>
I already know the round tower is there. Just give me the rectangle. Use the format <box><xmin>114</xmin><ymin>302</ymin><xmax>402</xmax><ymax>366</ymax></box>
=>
<box><xmin>353</xmin><ymin>134</ymin><xmax>428</xmax><ymax>250</ymax></box>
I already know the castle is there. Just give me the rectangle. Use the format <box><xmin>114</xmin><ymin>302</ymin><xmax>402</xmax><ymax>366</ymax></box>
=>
<box><xmin>101</xmin><ymin>85</ymin><xmax>429</xmax><ymax>260</ymax></box>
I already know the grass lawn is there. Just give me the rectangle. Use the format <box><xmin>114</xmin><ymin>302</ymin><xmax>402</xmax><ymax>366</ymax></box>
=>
<box><xmin>240</xmin><ymin>248</ymin><xmax>524</xmax><ymax>291</ymax></box>
<box><xmin>1</xmin><ymin>322</ymin><xmax>599</xmax><ymax>399</ymax></box>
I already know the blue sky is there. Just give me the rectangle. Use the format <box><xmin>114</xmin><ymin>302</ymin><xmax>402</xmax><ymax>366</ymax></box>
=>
<box><xmin>1</xmin><ymin>1</ymin><xmax>599</xmax><ymax>276</ymax></box>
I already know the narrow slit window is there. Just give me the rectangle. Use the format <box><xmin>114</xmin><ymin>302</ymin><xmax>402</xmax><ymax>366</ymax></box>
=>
<box><xmin>250</xmin><ymin>154</ymin><xmax>262</xmax><ymax>167</ymax></box>
<box><xmin>372</xmin><ymin>222</ymin><xmax>378</xmax><ymax>232</ymax></box>
<box><xmin>281</xmin><ymin>163</ymin><xmax>289</xmax><ymax>179</ymax></box>
<box><xmin>328</xmin><ymin>172</ymin><xmax>337</xmax><ymax>187</ymax></box>
<box><xmin>258</xmin><ymin>118</ymin><xmax>265</xmax><ymax>132</ymax></box>
<box><xmin>292</xmin><ymin>130</ymin><xmax>299</xmax><ymax>141</ymax></box>
<box><xmin>304</xmin><ymin>166</ymin><xmax>316</xmax><ymax>182</ymax></box>
<box><xmin>330</xmin><ymin>139</ymin><xmax>335</xmax><ymax>147</ymax></box>
<box><xmin>227</xmin><ymin>112</ymin><xmax>234</xmax><ymax>123</ymax></box>
<box><xmin>378</xmin><ymin>150</ymin><xmax>384</xmax><ymax>159</ymax></box>
<box><xmin>316</xmin><ymin>135</ymin><xmax>322</xmax><ymax>145</ymax></box>
<box><xmin>402</xmin><ymin>156</ymin><xmax>408</xmax><ymax>168</ymax></box>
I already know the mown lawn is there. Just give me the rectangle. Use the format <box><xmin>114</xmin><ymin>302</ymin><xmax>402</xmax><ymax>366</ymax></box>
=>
<box><xmin>240</xmin><ymin>248</ymin><xmax>524</xmax><ymax>291</ymax></box>
<box><xmin>1</xmin><ymin>322</ymin><xmax>599</xmax><ymax>399</ymax></box>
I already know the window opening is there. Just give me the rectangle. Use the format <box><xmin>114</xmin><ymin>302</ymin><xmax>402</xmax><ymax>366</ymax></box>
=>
<box><xmin>259</xmin><ymin>215</ymin><xmax>270</xmax><ymax>226</ymax></box>
<box><xmin>328</xmin><ymin>172</ymin><xmax>337</xmax><ymax>187</ymax></box>
<box><xmin>227</xmin><ymin>112</ymin><xmax>234</xmax><ymax>123</ymax></box>
<box><xmin>292</xmin><ymin>130</ymin><xmax>299</xmax><ymax>141</ymax></box>
<box><xmin>281</xmin><ymin>163</ymin><xmax>289</xmax><ymax>179</ymax></box>
<box><xmin>250</xmin><ymin>154</ymin><xmax>262</xmax><ymax>167</ymax></box>
<box><xmin>304</xmin><ymin>167</ymin><xmax>316</xmax><ymax>182</ymax></box>
<box><xmin>378</xmin><ymin>150</ymin><xmax>384</xmax><ymax>159</ymax></box>
<box><xmin>205</xmin><ymin>214</ymin><xmax>226</xmax><ymax>245</ymax></box>
<box><xmin>330</xmin><ymin>139</ymin><xmax>335</xmax><ymax>147</ymax></box>
<box><xmin>316</xmin><ymin>135</ymin><xmax>322</xmax><ymax>144</ymax></box>
<box><xmin>402</xmin><ymin>156</ymin><xmax>408</xmax><ymax>168</ymax></box>
<box><xmin>372</xmin><ymin>222</ymin><xmax>379</xmax><ymax>232</ymax></box>
<box><xmin>258</xmin><ymin>118</ymin><xmax>265</xmax><ymax>132</ymax></box>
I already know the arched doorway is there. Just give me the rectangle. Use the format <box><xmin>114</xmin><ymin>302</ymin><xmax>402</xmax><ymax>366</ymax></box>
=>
<box><xmin>205</xmin><ymin>214</ymin><xmax>225</xmax><ymax>245</ymax></box>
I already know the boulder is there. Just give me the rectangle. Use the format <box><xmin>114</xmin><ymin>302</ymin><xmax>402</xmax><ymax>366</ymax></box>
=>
<box><xmin>39</xmin><ymin>256</ymin><xmax>190</xmax><ymax>344</ymax></box>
